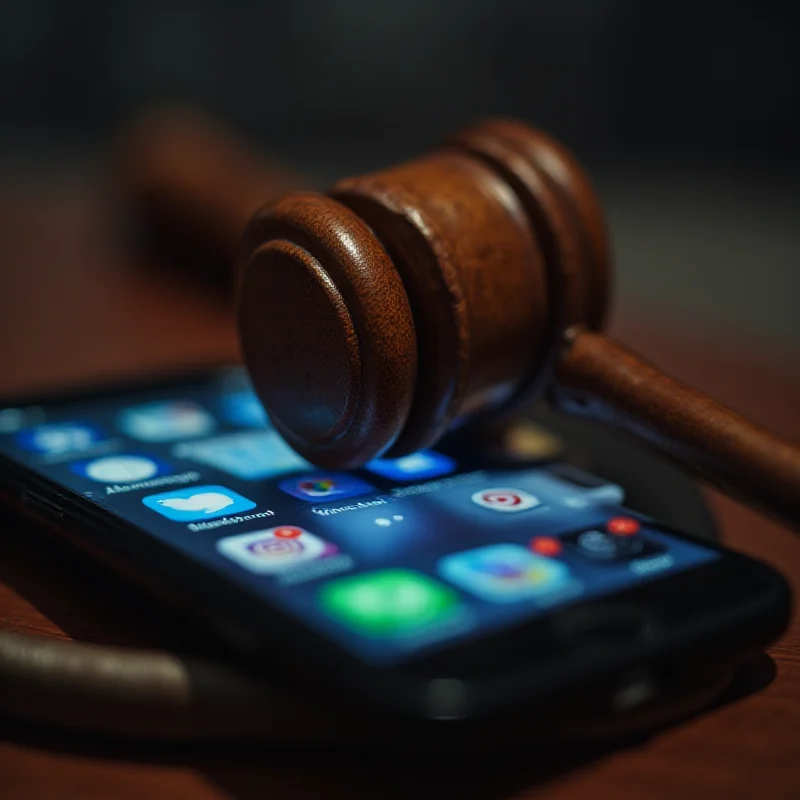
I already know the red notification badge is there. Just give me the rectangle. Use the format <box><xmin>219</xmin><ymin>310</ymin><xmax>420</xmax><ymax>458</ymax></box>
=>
<box><xmin>607</xmin><ymin>517</ymin><xmax>641</xmax><ymax>537</ymax></box>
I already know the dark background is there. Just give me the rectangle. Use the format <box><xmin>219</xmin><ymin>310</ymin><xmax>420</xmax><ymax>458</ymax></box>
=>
<box><xmin>0</xmin><ymin>0</ymin><xmax>797</xmax><ymax>356</ymax></box>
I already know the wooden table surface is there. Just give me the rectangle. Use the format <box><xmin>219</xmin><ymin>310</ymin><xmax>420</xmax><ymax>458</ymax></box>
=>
<box><xmin>0</xmin><ymin>174</ymin><xmax>799</xmax><ymax>799</ymax></box>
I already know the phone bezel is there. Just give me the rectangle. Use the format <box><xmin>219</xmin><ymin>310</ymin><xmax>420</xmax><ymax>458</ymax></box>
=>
<box><xmin>0</xmin><ymin>367</ymin><xmax>791</xmax><ymax>723</ymax></box>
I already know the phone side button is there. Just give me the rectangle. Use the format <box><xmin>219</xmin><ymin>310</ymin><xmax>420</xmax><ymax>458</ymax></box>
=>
<box><xmin>551</xmin><ymin>603</ymin><xmax>661</xmax><ymax>649</ymax></box>
<box><xmin>21</xmin><ymin>491</ymin><xmax>65</xmax><ymax>523</ymax></box>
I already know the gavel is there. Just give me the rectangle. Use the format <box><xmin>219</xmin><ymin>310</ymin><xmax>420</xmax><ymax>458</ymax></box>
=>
<box><xmin>115</xmin><ymin>110</ymin><xmax>302</xmax><ymax>274</ymax></box>
<box><xmin>118</xmin><ymin>115</ymin><xmax>800</xmax><ymax>529</ymax></box>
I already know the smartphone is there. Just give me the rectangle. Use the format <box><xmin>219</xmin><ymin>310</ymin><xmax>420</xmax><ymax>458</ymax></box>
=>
<box><xmin>0</xmin><ymin>366</ymin><xmax>790</xmax><ymax>728</ymax></box>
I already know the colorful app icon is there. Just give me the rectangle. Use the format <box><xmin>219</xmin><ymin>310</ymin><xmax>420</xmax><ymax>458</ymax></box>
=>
<box><xmin>320</xmin><ymin>569</ymin><xmax>459</xmax><ymax>637</ymax></box>
<box><xmin>439</xmin><ymin>544</ymin><xmax>575</xmax><ymax>603</ymax></box>
<box><xmin>278</xmin><ymin>473</ymin><xmax>375</xmax><ymax>503</ymax></box>
<box><xmin>71</xmin><ymin>454</ymin><xmax>170</xmax><ymax>483</ymax></box>
<box><xmin>173</xmin><ymin>430</ymin><xmax>310</xmax><ymax>480</ymax></box>
<box><xmin>16</xmin><ymin>422</ymin><xmax>105</xmax><ymax>456</ymax></box>
<box><xmin>365</xmin><ymin>449</ymin><xmax>457</xmax><ymax>482</ymax></box>
<box><xmin>470</xmin><ymin>487</ymin><xmax>541</xmax><ymax>513</ymax></box>
<box><xmin>118</xmin><ymin>400</ymin><xmax>216</xmax><ymax>442</ymax></box>
<box><xmin>217</xmin><ymin>525</ymin><xmax>333</xmax><ymax>574</ymax></box>
<box><xmin>221</xmin><ymin>390</ymin><xmax>269</xmax><ymax>429</ymax></box>
<box><xmin>142</xmin><ymin>484</ymin><xmax>255</xmax><ymax>521</ymax></box>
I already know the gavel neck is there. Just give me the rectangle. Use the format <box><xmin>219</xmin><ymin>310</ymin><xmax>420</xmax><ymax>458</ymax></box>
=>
<box><xmin>551</xmin><ymin>329</ymin><xmax>800</xmax><ymax>531</ymax></box>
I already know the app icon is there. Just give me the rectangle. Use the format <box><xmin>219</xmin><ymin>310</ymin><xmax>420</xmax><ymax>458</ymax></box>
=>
<box><xmin>16</xmin><ymin>422</ymin><xmax>104</xmax><ymax>456</ymax></box>
<box><xmin>217</xmin><ymin>526</ymin><xmax>332</xmax><ymax>574</ymax></box>
<box><xmin>439</xmin><ymin>544</ymin><xmax>575</xmax><ymax>603</ymax></box>
<box><xmin>142</xmin><ymin>485</ymin><xmax>255</xmax><ymax>521</ymax></box>
<box><xmin>471</xmin><ymin>487</ymin><xmax>541</xmax><ymax>513</ymax></box>
<box><xmin>568</xmin><ymin>530</ymin><xmax>642</xmax><ymax>561</ymax></box>
<box><xmin>564</xmin><ymin>521</ymin><xmax>664</xmax><ymax>563</ymax></box>
<box><xmin>365</xmin><ymin>450</ymin><xmax>457</xmax><ymax>482</ymax></box>
<box><xmin>0</xmin><ymin>406</ymin><xmax>45</xmax><ymax>435</ymax></box>
<box><xmin>279</xmin><ymin>473</ymin><xmax>375</xmax><ymax>503</ymax></box>
<box><xmin>118</xmin><ymin>401</ymin><xmax>215</xmax><ymax>442</ymax></box>
<box><xmin>71</xmin><ymin>454</ymin><xmax>170</xmax><ymax>483</ymax></box>
<box><xmin>545</xmin><ymin>463</ymin><xmax>626</xmax><ymax>507</ymax></box>
<box><xmin>174</xmin><ymin>430</ymin><xmax>309</xmax><ymax>480</ymax></box>
<box><xmin>320</xmin><ymin>569</ymin><xmax>459</xmax><ymax>637</ymax></box>
<box><xmin>221</xmin><ymin>390</ymin><xmax>269</xmax><ymax>428</ymax></box>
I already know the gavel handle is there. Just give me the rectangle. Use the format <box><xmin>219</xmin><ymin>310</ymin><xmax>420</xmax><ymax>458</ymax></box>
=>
<box><xmin>553</xmin><ymin>330</ymin><xmax>800</xmax><ymax>529</ymax></box>
<box><xmin>114</xmin><ymin>110</ymin><xmax>301</xmax><ymax>270</ymax></box>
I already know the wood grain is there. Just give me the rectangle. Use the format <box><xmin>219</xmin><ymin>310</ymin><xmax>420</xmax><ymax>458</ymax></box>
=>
<box><xmin>554</xmin><ymin>330</ymin><xmax>800</xmax><ymax>528</ymax></box>
<box><xmin>239</xmin><ymin>193</ymin><xmax>417</xmax><ymax>467</ymax></box>
<box><xmin>1</xmin><ymin>174</ymin><xmax>799</xmax><ymax>798</ymax></box>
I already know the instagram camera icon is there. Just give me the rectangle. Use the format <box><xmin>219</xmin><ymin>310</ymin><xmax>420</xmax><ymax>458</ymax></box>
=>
<box><xmin>216</xmin><ymin>526</ymin><xmax>335</xmax><ymax>574</ymax></box>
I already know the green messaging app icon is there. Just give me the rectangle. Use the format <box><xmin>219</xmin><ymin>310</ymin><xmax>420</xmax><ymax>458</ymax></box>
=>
<box><xmin>319</xmin><ymin>569</ymin><xmax>460</xmax><ymax>637</ymax></box>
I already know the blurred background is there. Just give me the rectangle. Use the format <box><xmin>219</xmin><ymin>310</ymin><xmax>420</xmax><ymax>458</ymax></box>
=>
<box><xmin>1</xmin><ymin>7</ymin><xmax>799</xmax><ymax>796</ymax></box>
<box><xmin>0</xmin><ymin>0</ymin><xmax>797</xmax><ymax>360</ymax></box>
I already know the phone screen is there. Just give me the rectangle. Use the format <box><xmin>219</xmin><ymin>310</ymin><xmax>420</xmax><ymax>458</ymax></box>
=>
<box><xmin>0</xmin><ymin>368</ymin><xmax>718</xmax><ymax>665</ymax></box>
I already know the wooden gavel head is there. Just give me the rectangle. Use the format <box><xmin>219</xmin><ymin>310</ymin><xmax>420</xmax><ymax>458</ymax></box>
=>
<box><xmin>230</xmin><ymin>117</ymin><xmax>800</xmax><ymax>527</ymax></box>
<box><xmin>238</xmin><ymin>120</ymin><xmax>611</xmax><ymax>468</ymax></box>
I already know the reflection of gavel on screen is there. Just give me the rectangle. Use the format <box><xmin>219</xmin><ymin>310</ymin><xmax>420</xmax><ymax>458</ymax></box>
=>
<box><xmin>119</xmin><ymin>115</ymin><xmax>800</xmax><ymax>529</ymax></box>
